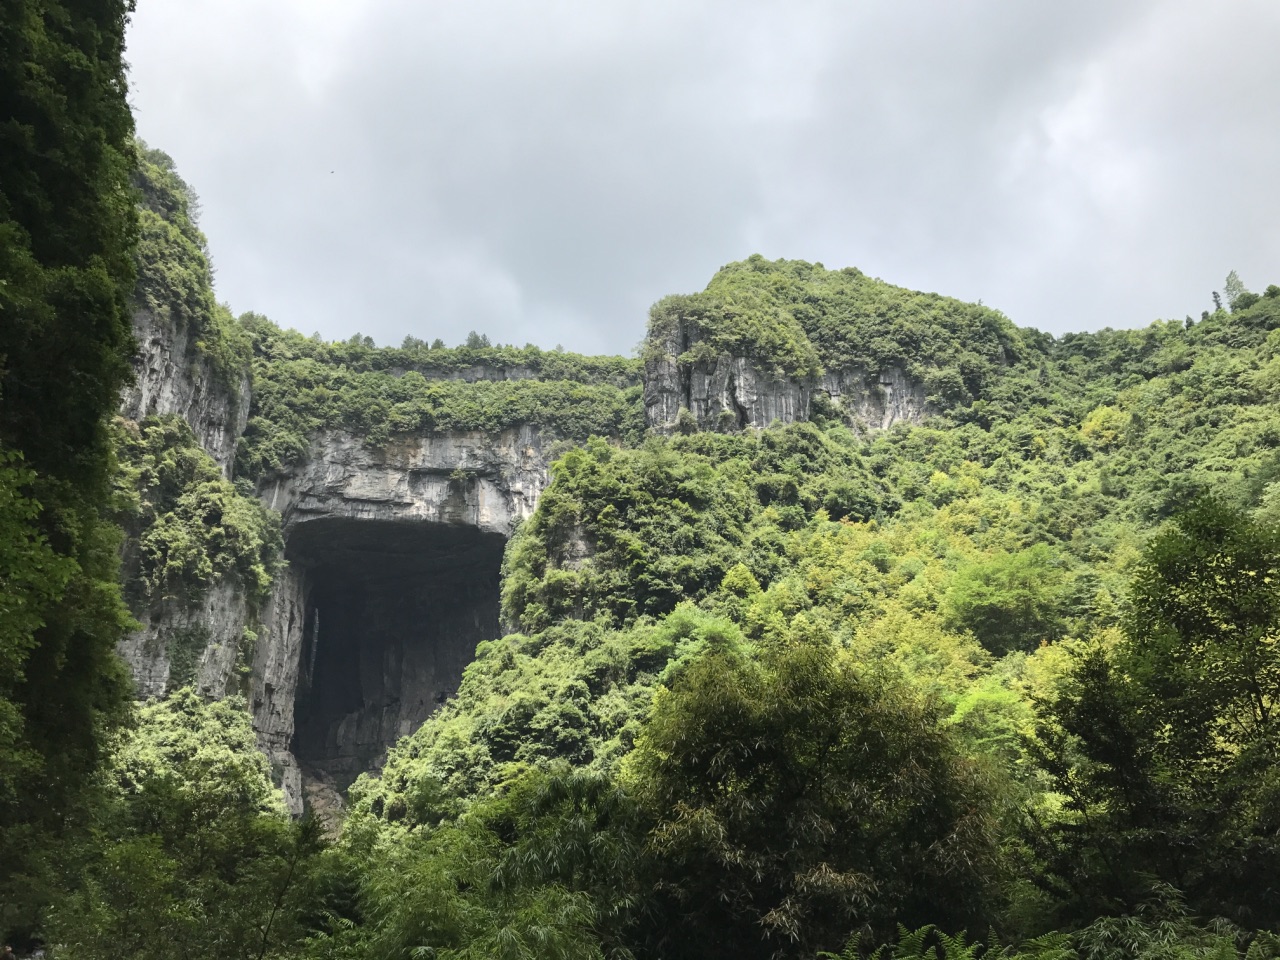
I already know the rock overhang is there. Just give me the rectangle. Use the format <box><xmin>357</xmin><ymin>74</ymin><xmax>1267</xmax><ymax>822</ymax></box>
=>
<box><xmin>248</xmin><ymin>427</ymin><xmax>550</xmax><ymax>813</ymax></box>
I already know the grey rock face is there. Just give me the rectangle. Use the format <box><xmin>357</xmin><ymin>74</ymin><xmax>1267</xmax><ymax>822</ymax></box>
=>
<box><xmin>644</xmin><ymin>321</ymin><xmax>928</xmax><ymax>434</ymax></box>
<box><xmin>818</xmin><ymin>365</ymin><xmax>930</xmax><ymax>435</ymax></box>
<box><xmin>117</xmin><ymin>306</ymin><xmax>258</xmax><ymax>711</ymax></box>
<box><xmin>119</xmin><ymin>307</ymin><xmax>249</xmax><ymax>476</ymax></box>
<box><xmin>252</xmin><ymin>566</ymin><xmax>308</xmax><ymax>813</ymax></box>
<box><xmin>116</xmin><ymin>580</ymin><xmax>252</xmax><ymax>700</ymax></box>
<box><xmin>116</xmin><ymin>300</ymin><xmax>929</xmax><ymax>817</ymax></box>
<box><xmin>257</xmin><ymin>426</ymin><xmax>546</xmax><ymax>537</ymax></box>
<box><xmin>644</xmin><ymin>323</ymin><xmax>809</xmax><ymax>432</ymax></box>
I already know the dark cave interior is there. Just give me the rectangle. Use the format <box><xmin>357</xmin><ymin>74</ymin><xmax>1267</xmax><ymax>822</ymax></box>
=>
<box><xmin>288</xmin><ymin>517</ymin><xmax>505</xmax><ymax>789</ymax></box>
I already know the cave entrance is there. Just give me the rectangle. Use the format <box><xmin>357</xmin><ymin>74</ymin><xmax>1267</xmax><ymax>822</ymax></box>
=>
<box><xmin>288</xmin><ymin>517</ymin><xmax>505</xmax><ymax>790</ymax></box>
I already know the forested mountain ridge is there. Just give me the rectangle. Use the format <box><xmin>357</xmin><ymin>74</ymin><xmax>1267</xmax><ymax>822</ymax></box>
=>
<box><xmin>355</xmin><ymin>273</ymin><xmax>1280</xmax><ymax>819</ymax></box>
<box><xmin>646</xmin><ymin>254</ymin><xmax>1034</xmax><ymax>392</ymax></box>
<box><xmin>5</xmin><ymin>33</ymin><xmax>1280</xmax><ymax>958</ymax></box>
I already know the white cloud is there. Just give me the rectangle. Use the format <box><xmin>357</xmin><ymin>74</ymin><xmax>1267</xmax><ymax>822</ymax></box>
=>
<box><xmin>127</xmin><ymin>0</ymin><xmax>1280</xmax><ymax>351</ymax></box>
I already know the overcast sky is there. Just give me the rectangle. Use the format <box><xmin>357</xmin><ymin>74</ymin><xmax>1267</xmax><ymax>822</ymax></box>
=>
<box><xmin>126</xmin><ymin>1</ymin><xmax>1280</xmax><ymax>356</ymax></box>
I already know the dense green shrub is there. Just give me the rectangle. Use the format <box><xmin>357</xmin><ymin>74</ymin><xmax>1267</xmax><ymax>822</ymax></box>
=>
<box><xmin>0</xmin><ymin>0</ymin><xmax>139</xmax><ymax>935</ymax></box>
<box><xmin>645</xmin><ymin>255</ymin><xmax>1036</xmax><ymax>405</ymax></box>
<box><xmin>627</xmin><ymin>638</ymin><xmax>1000</xmax><ymax>959</ymax></box>
<box><xmin>47</xmin><ymin>690</ymin><xmax>324</xmax><ymax>959</ymax></box>
<box><xmin>114</xmin><ymin>415</ymin><xmax>282</xmax><ymax>607</ymax></box>
<box><xmin>1030</xmin><ymin>500</ymin><xmax>1280</xmax><ymax>927</ymax></box>
<box><xmin>132</xmin><ymin>145</ymin><xmax>252</xmax><ymax>391</ymax></box>
<box><xmin>235</xmin><ymin>315</ymin><xmax>645</xmax><ymax>481</ymax></box>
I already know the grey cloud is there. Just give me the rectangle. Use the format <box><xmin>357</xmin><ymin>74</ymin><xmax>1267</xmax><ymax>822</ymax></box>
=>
<box><xmin>127</xmin><ymin>0</ymin><xmax>1280</xmax><ymax>354</ymax></box>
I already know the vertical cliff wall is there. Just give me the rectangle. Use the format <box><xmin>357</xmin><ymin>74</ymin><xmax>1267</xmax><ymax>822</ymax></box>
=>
<box><xmin>116</xmin><ymin>283</ymin><xmax>556</xmax><ymax>813</ymax></box>
<box><xmin>120</xmin><ymin>306</ymin><xmax>249</xmax><ymax>476</ymax></box>
<box><xmin>116</xmin><ymin>305</ymin><xmax>926</xmax><ymax>814</ymax></box>
<box><xmin>643</xmin><ymin>319</ymin><xmax>929</xmax><ymax>434</ymax></box>
<box><xmin>114</xmin><ymin>239</ymin><xmax>943</xmax><ymax>818</ymax></box>
<box><xmin>115</xmin><ymin>300</ymin><xmax>261</xmax><ymax>701</ymax></box>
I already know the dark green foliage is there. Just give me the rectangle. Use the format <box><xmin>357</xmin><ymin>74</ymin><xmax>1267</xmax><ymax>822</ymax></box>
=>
<box><xmin>235</xmin><ymin>315</ymin><xmax>644</xmax><ymax>480</ymax></box>
<box><xmin>646</xmin><ymin>255</ymin><xmax>1034</xmax><ymax>405</ymax></box>
<box><xmin>333</xmin><ymin>766</ymin><xmax>645</xmax><ymax>960</ymax></box>
<box><xmin>0</xmin><ymin>453</ymin><xmax>78</xmax><ymax>825</ymax></box>
<box><xmin>0</xmin><ymin>0</ymin><xmax>138</xmax><ymax>484</ymax></box>
<box><xmin>627</xmin><ymin>638</ymin><xmax>999</xmax><ymax>959</ymax></box>
<box><xmin>350</xmin><ymin>605</ymin><xmax>745</xmax><ymax>827</ymax></box>
<box><xmin>46</xmin><ymin>689</ymin><xmax>325</xmax><ymax>959</ymax></box>
<box><xmin>0</xmin><ymin>0</ymin><xmax>139</xmax><ymax>936</ymax></box>
<box><xmin>501</xmin><ymin>425</ymin><xmax>893</xmax><ymax>632</ymax></box>
<box><xmin>648</xmin><ymin>288</ymin><xmax>821</xmax><ymax>379</ymax></box>
<box><xmin>114</xmin><ymin>415</ymin><xmax>282</xmax><ymax>607</ymax></box>
<box><xmin>944</xmin><ymin>545</ymin><xmax>1069</xmax><ymax>654</ymax></box>
<box><xmin>846</xmin><ymin>909</ymin><xmax>1280</xmax><ymax>960</ymax></box>
<box><xmin>501</xmin><ymin>437</ymin><xmax>756</xmax><ymax>630</ymax></box>
<box><xmin>131</xmin><ymin>144</ymin><xmax>251</xmax><ymax>389</ymax></box>
<box><xmin>1029</xmin><ymin>501</ymin><xmax>1280</xmax><ymax>926</ymax></box>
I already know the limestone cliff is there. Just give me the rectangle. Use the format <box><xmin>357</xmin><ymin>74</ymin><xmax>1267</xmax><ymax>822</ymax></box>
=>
<box><xmin>256</xmin><ymin>427</ymin><xmax>546</xmax><ymax>534</ymax></box>
<box><xmin>249</xmin><ymin>427</ymin><xmax>549</xmax><ymax>810</ymax></box>
<box><xmin>116</xmin><ymin>580</ymin><xmax>253</xmax><ymax>701</ymax></box>
<box><xmin>114</xmin><ymin>249</ymin><xmax>948</xmax><ymax>819</ymax></box>
<box><xmin>643</xmin><ymin>319</ymin><xmax>929</xmax><ymax>434</ymax></box>
<box><xmin>117</xmin><ymin>308</ymin><xmax>929</xmax><ymax>814</ymax></box>
<box><xmin>120</xmin><ymin>306</ymin><xmax>249</xmax><ymax>478</ymax></box>
<box><xmin>115</xmin><ymin>301</ymin><xmax>260</xmax><ymax>702</ymax></box>
<box><xmin>818</xmin><ymin>365</ymin><xmax>930</xmax><ymax>433</ymax></box>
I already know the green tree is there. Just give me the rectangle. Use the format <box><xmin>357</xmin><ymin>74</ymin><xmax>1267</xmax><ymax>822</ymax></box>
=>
<box><xmin>1029</xmin><ymin>500</ymin><xmax>1280</xmax><ymax>926</ymax></box>
<box><xmin>1224</xmin><ymin>270</ymin><xmax>1249</xmax><ymax>311</ymax></box>
<box><xmin>626</xmin><ymin>638</ymin><xmax>999</xmax><ymax>960</ymax></box>
<box><xmin>944</xmin><ymin>545</ymin><xmax>1068</xmax><ymax>654</ymax></box>
<box><xmin>0</xmin><ymin>0</ymin><xmax>139</xmax><ymax>936</ymax></box>
<box><xmin>116</xmin><ymin>415</ymin><xmax>282</xmax><ymax>609</ymax></box>
<box><xmin>329</xmin><ymin>765</ymin><xmax>643</xmax><ymax>960</ymax></box>
<box><xmin>47</xmin><ymin>690</ymin><xmax>323</xmax><ymax>959</ymax></box>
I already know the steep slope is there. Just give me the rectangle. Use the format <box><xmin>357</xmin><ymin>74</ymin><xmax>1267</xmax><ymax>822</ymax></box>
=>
<box><xmin>114</xmin><ymin>149</ymin><xmax>648</xmax><ymax>810</ymax></box>
<box><xmin>643</xmin><ymin>255</ymin><xmax>1040</xmax><ymax>432</ymax></box>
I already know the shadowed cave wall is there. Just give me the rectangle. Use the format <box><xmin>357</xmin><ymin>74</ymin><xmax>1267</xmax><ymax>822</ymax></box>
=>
<box><xmin>286</xmin><ymin>518</ymin><xmax>505</xmax><ymax>789</ymax></box>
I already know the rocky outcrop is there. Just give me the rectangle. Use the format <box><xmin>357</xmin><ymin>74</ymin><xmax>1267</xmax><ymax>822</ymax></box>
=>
<box><xmin>252</xmin><ymin>566</ymin><xmax>308</xmax><ymax>813</ymax></box>
<box><xmin>644</xmin><ymin>323</ymin><xmax>810</xmax><ymax>432</ymax></box>
<box><xmin>257</xmin><ymin>426</ymin><xmax>546</xmax><ymax>537</ymax></box>
<box><xmin>818</xmin><ymin>365</ymin><xmax>929</xmax><ymax>434</ymax></box>
<box><xmin>116</xmin><ymin>347</ymin><xmax>554</xmax><ymax>814</ymax></box>
<box><xmin>645</xmin><ymin>350</ymin><xmax>808</xmax><ymax>431</ymax></box>
<box><xmin>119</xmin><ymin>307</ymin><xmax>248</xmax><ymax>476</ymax></box>
<box><xmin>116</xmin><ymin>580</ymin><xmax>254</xmax><ymax>700</ymax></box>
<box><xmin>117</xmin><ymin>305</ymin><xmax>257</xmax><ymax>713</ymax></box>
<box><xmin>644</xmin><ymin>322</ymin><xmax>929</xmax><ymax>434</ymax></box>
<box><xmin>116</xmin><ymin>295</ymin><xmax>930</xmax><ymax>818</ymax></box>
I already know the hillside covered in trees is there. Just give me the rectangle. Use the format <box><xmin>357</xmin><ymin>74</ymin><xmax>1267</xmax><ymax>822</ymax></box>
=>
<box><xmin>5</xmin><ymin>4</ymin><xmax>1280</xmax><ymax>958</ymax></box>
